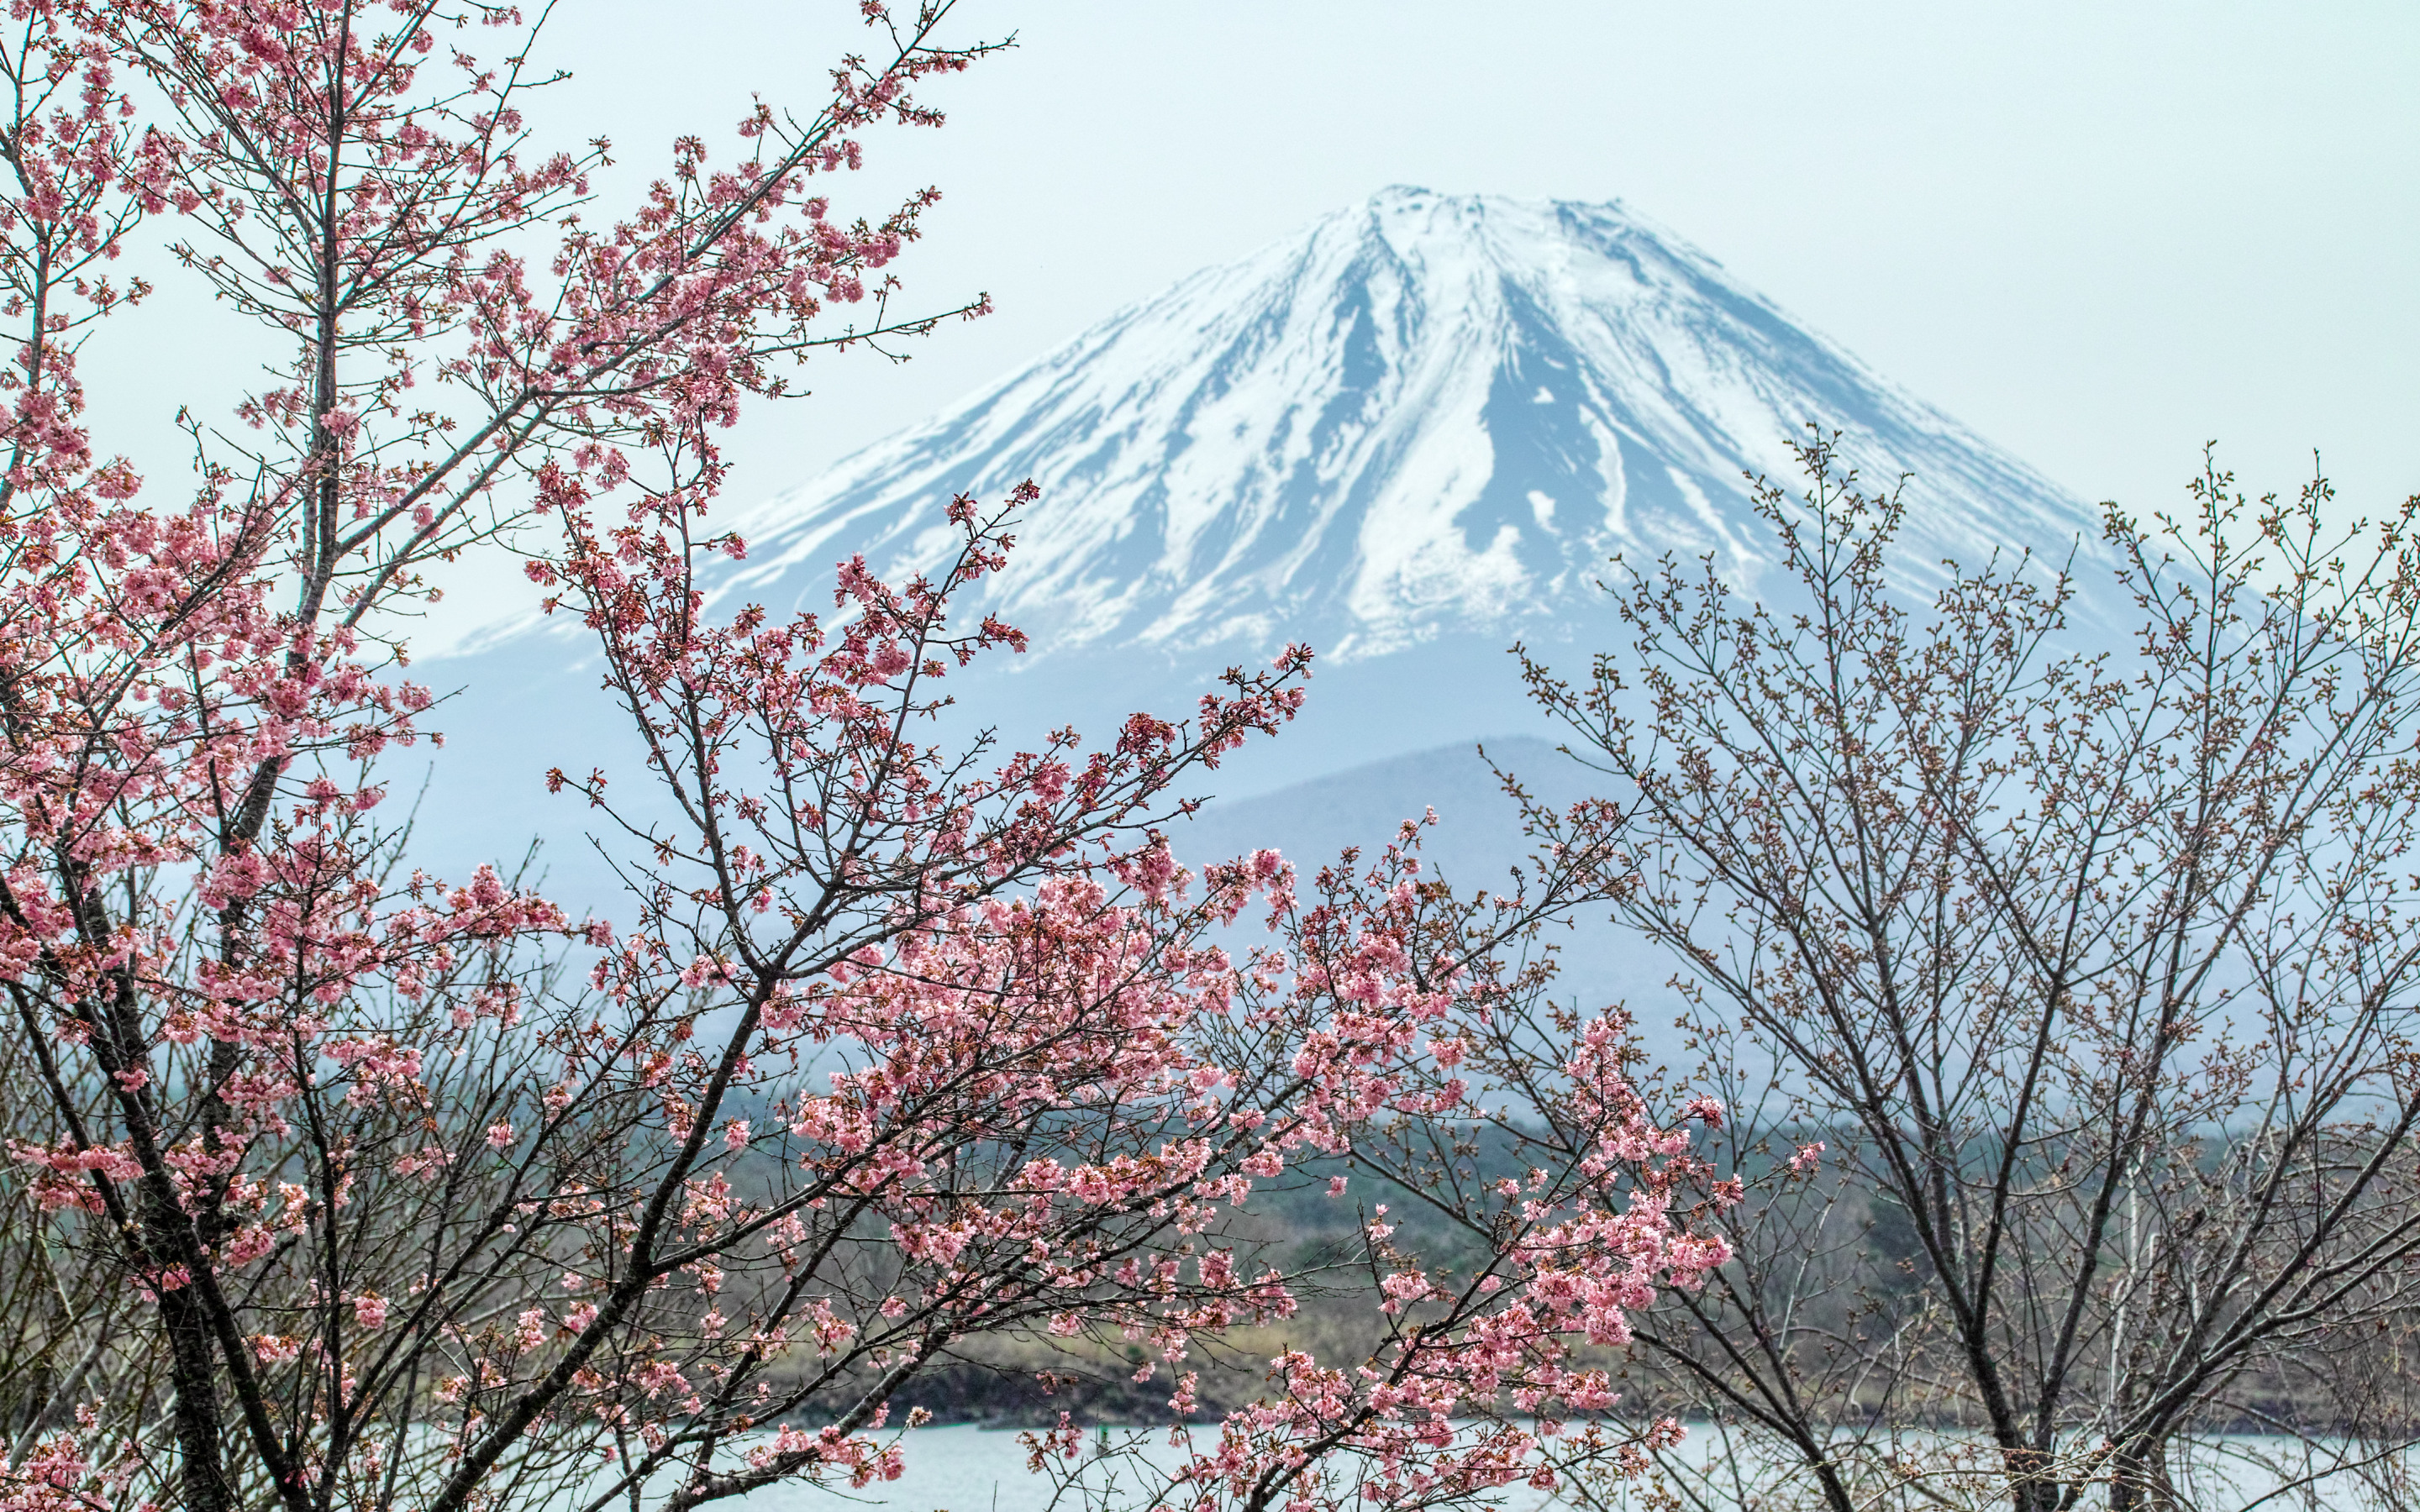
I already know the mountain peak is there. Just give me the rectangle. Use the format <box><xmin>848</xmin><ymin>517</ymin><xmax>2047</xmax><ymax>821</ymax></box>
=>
<box><xmin>727</xmin><ymin>191</ymin><xmax>2090</xmax><ymax>664</ymax></box>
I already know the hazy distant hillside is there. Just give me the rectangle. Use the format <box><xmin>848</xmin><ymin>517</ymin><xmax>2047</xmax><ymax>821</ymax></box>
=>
<box><xmin>1174</xmin><ymin>734</ymin><xmax>1575</xmax><ymax>885</ymax></box>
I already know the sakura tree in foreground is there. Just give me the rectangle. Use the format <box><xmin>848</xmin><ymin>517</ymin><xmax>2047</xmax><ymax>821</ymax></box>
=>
<box><xmin>0</xmin><ymin>6</ymin><xmax>1731</xmax><ymax>1512</ymax></box>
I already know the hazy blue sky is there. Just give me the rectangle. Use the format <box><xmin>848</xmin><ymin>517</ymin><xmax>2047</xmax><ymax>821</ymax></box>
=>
<box><xmin>110</xmin><ymin>2</ymin><xmax>2380</xmax><ymax>649</ymax></box>
<box><xmin>550</xmin><ymin>3</ymin><xmax>2415</xmax><ymax>517</ymax></box>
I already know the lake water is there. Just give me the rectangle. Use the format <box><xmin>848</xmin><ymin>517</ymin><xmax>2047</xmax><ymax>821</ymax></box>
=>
<box><xmin>727</xmin><ymin>1423</ymin><xmax>2419</xmax><ymax>1512</ymax></box>
<box><xmin>734</xmin><ymin>1425</ymin><xmax>1179</xmax><ymax>1512</ymax></box>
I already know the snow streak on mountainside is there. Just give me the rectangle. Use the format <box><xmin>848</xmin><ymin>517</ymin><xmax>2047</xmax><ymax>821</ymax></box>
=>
<box><xmin>724</xmin><ymin>186</ymin><xmax>2096</xmax><ymax>663</ymax></box>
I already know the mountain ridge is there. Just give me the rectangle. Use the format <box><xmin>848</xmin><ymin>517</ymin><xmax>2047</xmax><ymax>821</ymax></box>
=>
<box><xmin>716</xmin><ymin>186</ymin><xmax>2099</xmax><ymax>670</ymax></box>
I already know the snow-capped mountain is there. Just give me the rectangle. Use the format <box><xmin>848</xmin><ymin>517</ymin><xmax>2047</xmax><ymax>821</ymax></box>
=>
<box><xmin>724</xmin><ymin>186</ymin><xmax>2094</xmax><ymax>668</ymax></box>
<box><xmin>418</xmin><ymin>187</ymin><xmax>2103</xmax><ymax>919</ymax></box>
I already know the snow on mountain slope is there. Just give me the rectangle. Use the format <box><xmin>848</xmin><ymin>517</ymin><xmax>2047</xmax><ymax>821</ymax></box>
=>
<box><xmin>413</xmin><ymin>187</ymin><xmax>2107</xmax><ymax>915</ymax></box>
<box><xmin>723</xmin><ymin>186</ymin><xmax>2097</xmax><ymax>665</ymax></box>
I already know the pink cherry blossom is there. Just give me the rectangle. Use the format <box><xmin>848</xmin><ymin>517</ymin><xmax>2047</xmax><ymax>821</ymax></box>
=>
<box><xmin>0</xmin><ymin>10</ymin><xmax>1734</xmax><ymax>1512</ymax></box>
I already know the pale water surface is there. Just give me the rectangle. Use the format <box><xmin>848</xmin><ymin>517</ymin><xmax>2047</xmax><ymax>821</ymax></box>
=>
<box><xmin>724</xmin><ymin>1424</ymin><xmax>2417</xmax><ymax>1512</ymax></box>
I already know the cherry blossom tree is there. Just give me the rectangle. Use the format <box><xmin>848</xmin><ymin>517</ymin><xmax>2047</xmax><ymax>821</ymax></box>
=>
<box><xmin>0</xmin><ymin>6</ymin><xmax>1732</xmax><ymax>1512</ymax></box>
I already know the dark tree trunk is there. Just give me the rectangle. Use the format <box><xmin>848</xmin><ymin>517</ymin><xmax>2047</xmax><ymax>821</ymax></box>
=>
<box><xmin>160</xmin><ymin>1284</ymin><xmax>232</xmax><ymax>1512</ymax></box>
<box><xmin>2107</xmin><ymin>1437</ymin><xmax>2178</xmax><ymax>1512</ymax></box>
